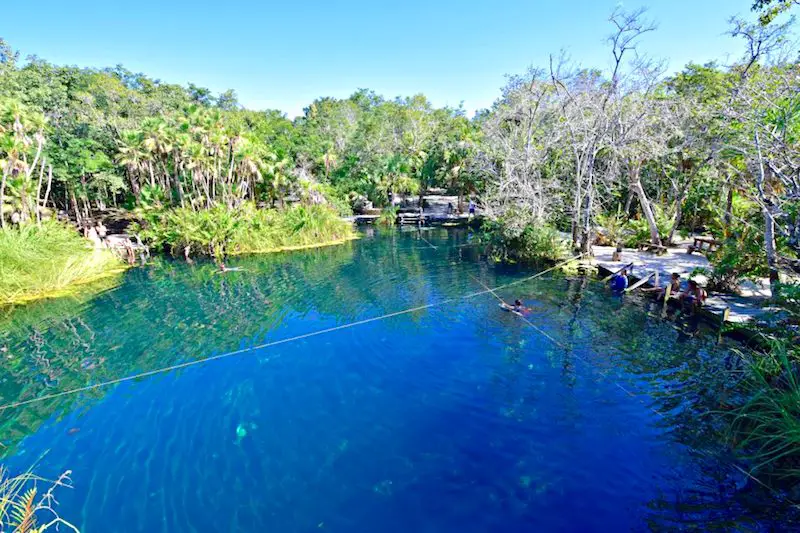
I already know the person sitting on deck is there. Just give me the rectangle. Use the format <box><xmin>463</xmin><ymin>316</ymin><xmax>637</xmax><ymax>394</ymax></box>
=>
<box><xmin>642</xmin><ymin>272</ymin><xmax>681</xmax><ymax>301</ymax></box>
<box><xmin>610</xmin><ymin>269</ymin><xmax>629</xmax><ymax>293</ymax></box>
<box><xmin>679</xmin><ymin>279</ymin><xmax>706</xmax><ymax>309</ymax></box>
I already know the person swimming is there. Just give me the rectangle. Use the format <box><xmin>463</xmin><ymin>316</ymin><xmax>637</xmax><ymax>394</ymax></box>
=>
<box><xmin>500</xmin><ymin>299</ymin><xmax>528</xmax><ymax>315</ymax></box>
<box><xmin>216</xmin><ymin>263</ymin><xmax>245</xmax><ymax>273</ymax></box>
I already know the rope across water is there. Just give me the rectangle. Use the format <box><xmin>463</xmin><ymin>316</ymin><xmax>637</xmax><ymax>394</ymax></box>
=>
<box><xmin>0</xmin><ymin>253</ymin><xmax>584</xmax><ymax>413</ymax></box>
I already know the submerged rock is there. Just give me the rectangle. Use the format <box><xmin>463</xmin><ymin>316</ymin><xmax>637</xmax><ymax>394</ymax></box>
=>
<box><xmin>235</xmin><ymin>423</ymin><xmax>248</xmax><ymax>443</ymax></box>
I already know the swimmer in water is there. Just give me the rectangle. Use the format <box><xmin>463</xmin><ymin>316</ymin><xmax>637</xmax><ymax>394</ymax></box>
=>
<box><xmin>216</xmin><ymin>263</ymin><xmax>245</xmax><ymax>273</ymax></box>
<box><xmin>501</xmin><ymin>299</ymin><xmax>528</xmax><ymax>315</ymax></box>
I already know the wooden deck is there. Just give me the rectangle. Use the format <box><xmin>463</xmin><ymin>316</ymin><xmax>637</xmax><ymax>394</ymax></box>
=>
<box><xmin>589</xmin><ymin>245</ymin><xmax>773</xmax><ymax>325</ymax></box>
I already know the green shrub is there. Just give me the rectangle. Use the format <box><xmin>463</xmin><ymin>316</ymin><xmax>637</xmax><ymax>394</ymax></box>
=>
<box><xmin>622</xmin><ymin>205</ymin><xmax>674</xmax><ymax>247</ymax></box>
<box><xmin>376</xmin><ymin>206</ymin><xmax>398</xmax><ymax>227</ymax></box>
<box><xmin>0</xmin><ymin>222</ymin><xmax>124</xmax><ymax>305</ymax></box>
<box><xmin>482</xmin><ymin>212</ymin><xmax>569</xmax><ymax>264</ymax></box>
<box><xmin>132</xmin><ymin>203</ymin><xmax>355</xmax><ymax>259</ymax></box>
<box><xmin>595</xmin><ymin>209</ymin><xmax>627</xmax><ymax>246</ymax></box>
<box><xmin>706</xmin><ymin>225</ymin><xmax>767</xmax><ymax>293</ymax></box>
<box><xmin>315</xmin><ymin>184</ymin><xmax>353</xmax><ymax>217</ymax></box>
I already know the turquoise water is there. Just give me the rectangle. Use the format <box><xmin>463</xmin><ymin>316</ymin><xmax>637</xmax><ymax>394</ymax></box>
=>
<box><xmin>0</xmin><ymin>228</ymin><xmax>795</xmax><ymax>531</ymax></box>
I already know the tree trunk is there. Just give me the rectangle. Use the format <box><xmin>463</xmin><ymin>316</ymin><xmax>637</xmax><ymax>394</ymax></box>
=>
<box><xmin>630</xmin><ymin>163</ymin><xmax>661</xmax><ymax>246</ymax></box>
<box><xmin>571</xmin><ymin>170</ymin><xmax>583</xmax><ymax>248</ymax></box>
<box><xmin>753</xmin><ymin>131</ymin><xmax>779</xmax><ymax>295</ymax></box>
<box><xmin>623</xmin><ymin>186</ymin><xmax>634</xmax><ymax>216</ymax></box>
<box><xmin>35</xmin><ymin>159</ymin><xmax>45</xmax><ymax>225</ymax></box>
<box><xmin>0</xmin><ymin>170</ymin><xmax>7</xmax><ymax>230</ymax></box>
<box><xmin>42</xmin><ymin>165</ymin><xmax>53</xmax><ymax>215</ymax></box>
<box><xmin>579</xmin><ymin>172</ymin><xmax>594</xmax><ymax>255</ymax></box>
<box><xmin>70</xmin><ymin>188</ymin><xmax>82</xmax><ymax>227</ymax></box>
<box><xmin>724</xmin><ymin>176</ymin><xmax>734</xmax><ymax>230</ymax></box>
<box><xmin>764</xmin><ymin>203</ymin><xmax>780</xmax><ymax>293</ymax></box>
<box><xmin>667</xmin><ymin>176</ymin><xmax>692</xmax><ymax>245</ymax></box>
<box><xmin>174</xmin><ymin>150</ymin><xmax>185</xmax><ymax>208</ymax></box>
<box><xmin>129</xmin><ymin>166</ymin><xmax>141</xmax><ymax>201</ymax></box>
<box><xmin>80</xmin><ymin>174</ymin><xmax>92</xmax><ymax>221</ymax></box>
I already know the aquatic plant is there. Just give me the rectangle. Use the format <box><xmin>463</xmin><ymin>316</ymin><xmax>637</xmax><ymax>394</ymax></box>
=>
<box><xmin>0</xmin><ymin>221</ymin><xmax>125</xmax><ymax>306</ymax></box>
<box><xmin>0</xmin><ymin>466</ymin><xmax>78</xmax><ymax>532</ymax></box>
<box><xmin>727</xmin><ymin>338</ymin><xmax>800</xmax><ymax>481</ymax></box>
<box><xmin>132</xmin><ymin>203</ymin><xmax>356</xmax><ymax>259</ymax></box>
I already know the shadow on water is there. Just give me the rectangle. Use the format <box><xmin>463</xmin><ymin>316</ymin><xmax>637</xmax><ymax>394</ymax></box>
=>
<box><xmin>0</xmin><ymin>228</ymin><xmax>797</xmax><ymax>531</ymax></box>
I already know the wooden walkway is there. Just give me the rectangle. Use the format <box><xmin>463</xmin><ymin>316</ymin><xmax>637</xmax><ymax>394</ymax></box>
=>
<box><xmin>589</xmin><ymin>245</ymin><xmax>773</xmax><ymax>324</ymax></box>
<box><xmin>344</xmin><ymin>213</ymin><xmax>479</xmax><ymax>226</ymax></box>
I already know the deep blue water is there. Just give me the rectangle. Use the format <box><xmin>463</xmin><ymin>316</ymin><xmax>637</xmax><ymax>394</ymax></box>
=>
<box><xmin>0</xmin><ymin>228</ymin><xmax>795</xmax><ymax>531</ymax></box>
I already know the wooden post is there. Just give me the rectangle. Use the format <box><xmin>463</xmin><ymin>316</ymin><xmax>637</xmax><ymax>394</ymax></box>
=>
<box><xmin>718</xmin><ymin>307</ymin><xmax>730</xmax><ymax>344</ymax></box>
<box><xmin>654</xmin><ymin>271</ymin><xmax>660</xmax><ymax>288</ymax></box>
<box><xmin>661</xmin><ymin>283</ymin><xmax>672</xmax><ymax>318</ymax></box>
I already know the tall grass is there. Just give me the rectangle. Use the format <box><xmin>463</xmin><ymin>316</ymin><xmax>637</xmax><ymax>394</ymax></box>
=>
<box><xmin>134</xmin><ymin>203</ymin><xmax>356</xmax><ymax>259</ymax></box>
<box><xmin>0</xmin><ymin>466</ymin><xmax>78</xmax><ymax>532</ymax></box>
<box><xmin>727</xmin><ymin>338</ymin><xmax>800</xmax><ymax>481</ymax></box>
<box><xmin>0</xmin><ymin>222</ymin><xmax>125</xmax><ymax>306</ymax></box>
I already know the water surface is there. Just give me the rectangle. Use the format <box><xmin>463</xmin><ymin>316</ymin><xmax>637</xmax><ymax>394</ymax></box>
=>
<box><xmin>0</xmin><ymin>229</ymin><xmax>794</xmax><ymax>531</ymax></box>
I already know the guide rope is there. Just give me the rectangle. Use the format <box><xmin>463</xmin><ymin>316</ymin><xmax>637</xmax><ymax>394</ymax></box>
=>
<box><xmin>0</xmin><ymin>253</ymin><xmax>585</xmax><ymax>413</ymax></box>
<box><xmin>468</xmin><ymin>273</ymin><xmax>566</xmax><ymax>349</ymax></box>
<box><xmin>419</xmin><ymin>235</ymin><xmax>438</xmax><ymax>250</ymax></box>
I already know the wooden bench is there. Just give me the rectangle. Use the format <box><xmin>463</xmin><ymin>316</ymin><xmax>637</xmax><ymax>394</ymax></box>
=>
<box><xmin>637</xmin><ymin>242</ymin><xmax>669</xmax><ymax>255</ymax></box>
<box><xmin>687</xmin><ymin>236</ymin><xmax>721</xmax><ymax>255</ymax></box>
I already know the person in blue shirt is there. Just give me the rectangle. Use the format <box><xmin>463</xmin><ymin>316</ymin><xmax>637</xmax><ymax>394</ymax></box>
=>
<box><xmin>610</xmin><ymin>269</ymin><xmax>629</xmax><ymax>293</ymax></box>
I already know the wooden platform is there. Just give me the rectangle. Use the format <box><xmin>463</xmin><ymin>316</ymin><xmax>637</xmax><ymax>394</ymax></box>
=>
<box><xmin>589</xmin><ymin>245</ymin><xmax>773</xmax><ymax>325</ymax></box>
<box><xmin>345</xmin><ymin>213</ymin><xmax>480</xmax><ymax>227</ymax></box>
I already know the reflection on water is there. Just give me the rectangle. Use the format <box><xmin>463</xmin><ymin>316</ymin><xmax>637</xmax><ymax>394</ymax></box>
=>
<box><xmin>0</xmin><ymin>228</ymin><xmax>796</xmax><ymax>532</ymax></box>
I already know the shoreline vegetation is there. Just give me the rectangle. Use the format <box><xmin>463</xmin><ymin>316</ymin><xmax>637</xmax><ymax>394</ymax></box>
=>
<box><xmin>0</xmin><ymin>222</ymin><xmax>127</xmax><ymax>306</ymax></box>
<box><xmin>0</xmin><ymin>207</ymin><xmax>357</xmax><ymax>306</ymax></box>
<box><xmin>133</xmin><ymin>203</ymin><xmax>357</xmax><ymax>260</ymax></box>
<box><xmin>0</xmin><ymin>467</ymin><xmax>77</xmax><ymax>532</ymax></box>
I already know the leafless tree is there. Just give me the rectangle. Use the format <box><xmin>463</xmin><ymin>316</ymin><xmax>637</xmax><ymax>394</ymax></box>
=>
<box><xmin>723</xmin><ymin>16</ymin><xmax>799</xmax><ymax>290</ymax></box>
<box><xmin>479</xmin><ymin>68</ymin><xmax>562</xmax><ymax>226</ymax></box>
<box><xmin>549</xmin><ymin>8</ymin><xmax>658</xmax><ymax>253</ymax></box>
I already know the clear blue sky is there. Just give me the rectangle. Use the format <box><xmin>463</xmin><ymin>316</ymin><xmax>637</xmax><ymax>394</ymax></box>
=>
<box><xmin>3</xmin><ymin>0</ymin><xmax>760</xmax><ymax>117</ymax></box>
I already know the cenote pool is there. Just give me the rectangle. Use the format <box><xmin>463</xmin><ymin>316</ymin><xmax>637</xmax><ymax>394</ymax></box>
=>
<box><xmin>0</xmin><ymin>229</ymin><xmax>796</xmax><ymax>531</ymax></box>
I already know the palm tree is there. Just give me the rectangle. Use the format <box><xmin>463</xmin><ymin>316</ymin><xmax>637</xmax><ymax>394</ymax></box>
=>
<box><xmin>116</xmin><ymin>130</ymin><xmax>146</xmax><ymax>198</ymax></box>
